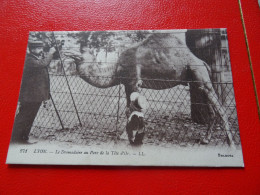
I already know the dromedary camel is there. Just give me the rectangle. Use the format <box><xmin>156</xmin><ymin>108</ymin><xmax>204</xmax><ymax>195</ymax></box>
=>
<box><xmin>63</xmin><ymin>32</ymin><xmax>235</xmax><ymax>148</ymax></box>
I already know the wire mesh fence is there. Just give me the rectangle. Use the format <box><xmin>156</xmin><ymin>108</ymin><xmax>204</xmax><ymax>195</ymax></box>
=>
<box><xmin>30</xmin><ymin>72</ymin><xmax>240</xmax><ymax>147</ymax></box>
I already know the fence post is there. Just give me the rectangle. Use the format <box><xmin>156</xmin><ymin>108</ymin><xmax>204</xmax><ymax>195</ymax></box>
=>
<box><xmin>53</xmin><ymin>33</ymin><xmax>83</xmax><ymax>127</ymax></box>
<box><xmin>50</xmin><ymin>94</ymin><xmax>64</xmax><ymax>129</ymax></box>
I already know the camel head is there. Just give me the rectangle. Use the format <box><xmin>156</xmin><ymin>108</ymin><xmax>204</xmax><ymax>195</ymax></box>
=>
<box><xmin>126</xmin><ymin>92</ymin><xmax>148</xmax><ymax>146</ymax></box>
<box><xmin>62</xmin><ymin>45</ymin><xmax>97</xmax><ymax>73</ymax></box>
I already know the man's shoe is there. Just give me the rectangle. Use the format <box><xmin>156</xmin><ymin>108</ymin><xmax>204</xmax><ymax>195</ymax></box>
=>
<box><xmin>25</xmin><ymin>139</ymin><xmax>38</xmax><ymax>144</ymax></box>
<box><xmin>16</xmin><ymin>138</ymin><xmax>38</xmax><ymax>145</ymax></box>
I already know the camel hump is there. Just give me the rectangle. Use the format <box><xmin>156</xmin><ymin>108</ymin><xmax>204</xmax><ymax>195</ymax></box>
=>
<box><xmin>135</xmin><ymin>33</ymin><xmax>190</xmax><ymax>72</ymax></box>
<box><xmin>142</xmin><ymin>33</ymin><xmax>185</xmax><ymax>47</ymax></box>
<box><xmin>116</xmin><ymin>47</ymin><xmax>138</xmax><ymax>76</ymax></box>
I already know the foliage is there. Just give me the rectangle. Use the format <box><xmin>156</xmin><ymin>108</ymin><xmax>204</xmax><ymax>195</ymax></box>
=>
<box><xmin>67</xmin><ymin>31</ymin><xmax>148</xmax><ymax>53</ymax></box>
<box><xmin>68</xmin><ymin>31</ymin><xmax>116</xmax><ymax>52</ymax></box>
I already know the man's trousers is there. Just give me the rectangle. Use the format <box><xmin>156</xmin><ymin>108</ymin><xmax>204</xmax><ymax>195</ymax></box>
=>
<box><xmin>11</xmin><ymin>102</ymin><xmax>42</xmax><ymax>143</ymax></box>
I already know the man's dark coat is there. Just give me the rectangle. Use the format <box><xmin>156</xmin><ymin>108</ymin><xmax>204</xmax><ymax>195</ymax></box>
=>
<box><xmin>19</xmin><ymin>52</ymin><xmax>53</xmax><ymax>102</ymax></box>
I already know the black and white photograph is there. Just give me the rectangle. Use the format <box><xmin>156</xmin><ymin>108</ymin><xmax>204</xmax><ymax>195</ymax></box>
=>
<box><xmin>6</xmin><ymin>29</ymin><xmax>244</xmax><ymax>166</ymax></box>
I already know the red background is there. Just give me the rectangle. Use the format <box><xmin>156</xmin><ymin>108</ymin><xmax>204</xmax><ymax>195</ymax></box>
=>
<box><xmin>0</xmin><ymin>0</ymin><xmax>259</xmax><ymax>194</ymax></box>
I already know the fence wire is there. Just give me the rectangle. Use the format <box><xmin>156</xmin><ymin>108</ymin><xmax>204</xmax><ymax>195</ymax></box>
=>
<box><xmin>30</xmin><ymin>72</ymin><xmax>240</xmax><ymax>147</ymax></box>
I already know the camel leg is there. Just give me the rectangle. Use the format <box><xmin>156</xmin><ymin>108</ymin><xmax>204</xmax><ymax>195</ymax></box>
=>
<box><xmin>206</xmin><ymin>87</ymin><xmax>235</xmax><ymax>148</ymax></box>
<box><xmin>124</xmin><ymin>63</ymin><xmax>143</xmax><ymax>112</ymax></box>
<box><xmin>191</xmin><ymin>65</ymin><xmax>235</xmax><ymax>148</ymax></box>
<box><xmin>201</xmin><ymin>104</ymin><xmax>216</xmax><ymax>144</ymax></box>
<box><xmin>123</xmin><ymin>63</ymin><xmax>146</xmax><ymax>145</ymax></box>
<box><xmin>124</xmin><ymin>84</ymin><xmax>132</xmax><ymax>108</ymax></box>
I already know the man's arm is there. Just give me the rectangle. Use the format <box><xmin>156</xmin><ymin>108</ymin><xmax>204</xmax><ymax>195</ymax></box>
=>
<box><xmin>25</xmin><ymin>47</ymin><xmax>56</xmax><ymax>68</ymax></box>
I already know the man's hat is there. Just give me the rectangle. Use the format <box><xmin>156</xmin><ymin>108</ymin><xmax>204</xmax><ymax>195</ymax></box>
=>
<box><xmin>130</xmin><ymin>92</ymin><xmax>148</xmax><ymax>110</ymax></box>
<box><xmin>28</xmin><ymin>40</ymin><xmax>44</xmax><ymax>48</ymax></box>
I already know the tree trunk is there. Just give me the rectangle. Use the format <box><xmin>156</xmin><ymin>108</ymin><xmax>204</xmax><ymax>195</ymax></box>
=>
<box><xmin>190</xmin><ymin>83</ymin><xmax>210</xmax><ymax>124</ymax></box>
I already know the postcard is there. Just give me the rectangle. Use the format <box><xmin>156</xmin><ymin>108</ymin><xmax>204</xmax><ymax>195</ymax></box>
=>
<box><xmin>6</xmin><ymin>29</ymin><xmax>244</xmax><ymax>166</ymax></box>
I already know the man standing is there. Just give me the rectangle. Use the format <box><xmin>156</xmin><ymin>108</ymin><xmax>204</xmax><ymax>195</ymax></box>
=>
<box><xmin>11</xmin><ymin>39</ymin><xmax>56</xmax><ymax>144</ymax></box>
